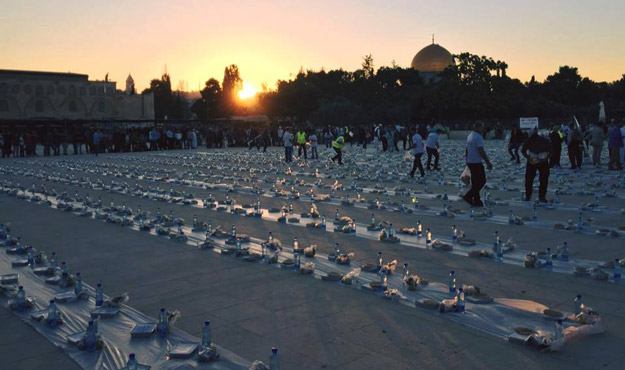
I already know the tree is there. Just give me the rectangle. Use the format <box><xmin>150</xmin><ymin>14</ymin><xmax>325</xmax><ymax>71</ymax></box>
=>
<box><xmin>221</xmin><ymin>64</ymin><xmax>242</xmax><ymax>116</ymax></box>
<box><xmin>191</xmin><ymin>78</ymin><xmax>223</xmax><ymax>119</ymax></box>
<box><xmin>361</xmin><ymin>54</ymin><xmax>375</xmax><ymax>79</ymax></box>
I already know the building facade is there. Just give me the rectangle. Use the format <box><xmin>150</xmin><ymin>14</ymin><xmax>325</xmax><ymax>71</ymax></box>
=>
<box><xmin>0</xmin><ymin>69</ymin><xmax>154</xmax><ymax>120</ymax></box>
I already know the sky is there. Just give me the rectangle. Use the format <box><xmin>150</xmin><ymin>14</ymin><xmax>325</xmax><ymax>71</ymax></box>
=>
<box><xmin>1</xmin><ymin>0</ymin><xmax>624</xmax><ymax>93</ymax></box>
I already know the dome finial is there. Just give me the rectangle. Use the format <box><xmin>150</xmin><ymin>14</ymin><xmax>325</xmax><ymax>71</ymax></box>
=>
<box><xmin>432</xmin><ymin>34</ymin><xmax>435</xmax><ymax>45</ymax></box>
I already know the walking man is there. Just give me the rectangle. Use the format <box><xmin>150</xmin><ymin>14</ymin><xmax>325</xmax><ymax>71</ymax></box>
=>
<box><xmin>462</xmin><ymin>121</ymin><xmax>493</xmax><ymax>207</ymax></box>
<box><xmin>409</xmin><ymin>128</ymin><xmax>425</xmax><ymax>178</ymax></box>
<box><xmin>283</xmin><ymin>127</ymin><xmax>294</xmax><ymax>163</ymax></box>
<box><xmin>425</xmin><ymin>129</ymin><xmax>441</xmax><ymax>170</ymax></box>
<box><xmin>608</xmin><ymin>120</ymin><xmax>623</xmax><ymax>170</ymax></box>
<box><xmin>331</xmin><ymin>134</ymin><xmax>344</xmax><ymax>164</ymax></box>
<box><xmin>522</xmin><ymin>127</ymin><xmax>552</xmax><ymax>202</ymax></box>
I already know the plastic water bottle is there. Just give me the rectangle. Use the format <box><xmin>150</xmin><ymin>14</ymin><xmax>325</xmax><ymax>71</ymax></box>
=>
<box><xmin>370</xmin><ymin>213</ymin><xmax>375</xmax><ymax>225</ymax></box>
<box><xmin>95</xmin><ymin>283</ymin><xmax>104</xmax><ymax>307</ymax></box>
<box><xmin>321</xmin><ymin>215</ymin><xmax>326</xmax><ymax>229</ymax></box>
<box><xmin>268</xmin><ymin>231</ymin><xmax>273</xmax><ymax>242</ymax></box>
<box><xmin>555</xmin><ymin>190</ymin><xmax>560</xmax><ymax>204</ymax></box>
<box><xmin>47</xmin><ymin>300</ymin><xmax>58</xmax><ymax>327</ymax></box>
<box><xmin>469</xmin><ymin>206</ymin><xmax>474</xmax><ymax>219</ymax></box>
<box><xmin>495</xmin><ymin>240</ymin><xmax>503</xmax><ymax>262</ymax></box>
<box><xmin>335</xmin><ymin>208</ymin><xmax>340</xmax><ymax>220</ymax></box>
<box><xmin>452</xmin><ymin>225</ymin><xmax>458</xmax><ymax>243</ymax></box>
<box><xmin>27</xmin><ymin>248</ymin><xmax>35</xmax><ymax>266</ymax></box>
<box><xmin>207</xmin><ymin>220</ymin><xmax>212</xmax><ymax>235</ymax></box>
<box><xmin>388</xmin><ymin>223</ymin><xmax>394</xmax><ymax>238</ymax></box>
<box><xmin>403</xmin><ymin>262</ymin><xmax>409</xmax><ymax>279</ymax></box>
<box><xmin>443</xmin><ymin>190</ymin><xmax>448</xmax><ymax>200</ymax></box>
<box><xmin>193</xmin><ymin>215</ymin><xmax>198</xmax><ymax>229</ymax></box>
<box><xmin>16</xmin><ymin>286</ymin><xmax>26</xmax><ymax>311</ymax></box>
<box><xmin>156</xmin><ymin>208</ymin><xmax>161</xmax><ymax>222</ymax></box>
<box><xmin>425</xmin><ymin>228</ymin><xmax>431</xmax><ymax>244</ymax></box>
<box><xmin>60</xmin><ymin>261</ymin><xmax>68</xmax><ymax>275</ymax></box>
<box><xmin>75</xmin><ymin>272</ymin><xmax>83</xmax><ymax>294</ymax></box>
<box><xmin>577</xmin><ymin>211</ymin><xmax>583</xmax><ymax>231</ymax></box>
<box><xmin>231</xmin><ymin>224</ymin><xmax>236</xmax><ymax>237</ymax></box>
<box><xmin>376</xmin><ymin>252</ymin><xmax>383</xmax><ymax>271</ymax></box>
<box><xmin>269</xmin><ymin>347</ymin><xmax>280</xmax><ymax>370</ymax></box>
<box><xmin>127</xmin><ymin>353</ymin><xmax>139</xmax><ymax>370</ymax></box>
<box><xmin>614</xmin><ymin>259</ymin><xmax>622</xmax><ymax>280</ymax></box>
<box><xmin>545</xmin><ymin>248</ymin><xmax>553</xmax><ymax>268</ymax></box>
<box><xmin>157</xmin><ymin>308</ymin><xmax>168</xmax><ymax>337</ymax></box>
<box><xmin>50</xmin><ymin>252</ymin><xmax>58</xmax><ymax>269</ymax></box>
<box><xmin>508</xmin><ymin>210</ymin><xmax>514</xmax><ymax>224</ymax></box>
<box><xmin>201</xmin><ymin>321</ymin><xmax>212</xmax><ymax>347</ymax></box>
<box><xmin>493</xmin><ymin>231</ymin><xmax>499</xmax><ymax>248</ymax></box>
<box><xmin>561</xmin><ymin>242</ymin><xmax>569</xmax><ymax>261</ymax></box>
<box><xmin>555</xmin><ymin>319</ymin><xmax>564</xmax><ymax>340</ymax></box>
<box><xmin>448</xmin><ymin>271</ymin><xmax>456</xmax><ymax>293</ymax></box>
<box><xmin>380</xmin><ymin>269</ymin><xmax>388</xmax><ymax>290</ymax></box>
<box><xmin>417</xmin><ymin>221</ymin><xmax>422</xmax><ymax>237</ymax></box>
<box><xmin>294</xmin><ymin>254</ymin><xmax>301</xmax><ymax>271</ymax></box>
<box><xmin>293</xmin><ymin>237</ymin><xmax>299</xmax><ymax>253</ymax></box>
<box><xmin>574</xmin><ymin>294</ymin><xmax>583</xmax><ymax>315</ymax></box>
<box><xmin>85</xmin><ymin>320</ymin><xmax>97</xmax><ymax>352</ymax></box>
<box><xmin>456</xmin><ymin>287</ymin><xmax>465</xmax><ymax>312</ymax></box>
<box><xmin>532</xmin><ymin>204</ymin><xmax>537</xmax><ymax>221</ymax></box>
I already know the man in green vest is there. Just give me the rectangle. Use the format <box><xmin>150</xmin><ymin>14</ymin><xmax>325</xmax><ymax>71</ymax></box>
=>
<box><xmin>296</xmin><ymin>129</ymin><xmax>307</xmax><ymax>159</ymax></box>
<box><xmin>331</xmin><ymin>135</ymin><xmax>344</xmax><ymax>164</ymax></box>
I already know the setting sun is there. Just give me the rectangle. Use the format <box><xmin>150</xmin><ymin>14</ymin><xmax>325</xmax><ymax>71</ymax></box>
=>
<box><xmin>238</xmin><ymin>81</ymin><xmax>257</xmax><ymax>100</ymax></box>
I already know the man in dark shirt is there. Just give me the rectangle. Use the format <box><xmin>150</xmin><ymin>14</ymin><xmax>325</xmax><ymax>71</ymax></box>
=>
<box><xmin>522</xmin><ymin>128</ymin><xmax>552</xmax><ymax>203</ymax></box>
<box><xmin>548</xmin><ymin>125</ymin><xmax>563</xmax><ymax>168</ymax></box>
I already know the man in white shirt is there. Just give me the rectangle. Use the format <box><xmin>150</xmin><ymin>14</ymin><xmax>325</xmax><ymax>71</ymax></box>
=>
<box><xmin>408</xmin><ymin>128</ymin><xmax>425</xmax><ymax>178</ymax></box>
<box><xmin>283</xmin><ymin>127</ymin><xmax>294</xmax><ymax>163</ymax></box>
<box><xmin>462</xmin><ymin>121</ymin><xmax>493</xmax><ymax>207</ymax></box>
<box><xmin>309</xmin><ymin>132</ymin><xmax>318</xmax><ymax>159</ymax></box>
<box><xmin>425</xmin><ymin>129</ymin><xmax>441</xmax><ymax>170</ymax></box>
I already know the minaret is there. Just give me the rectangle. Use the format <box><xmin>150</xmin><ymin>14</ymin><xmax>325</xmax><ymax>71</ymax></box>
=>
<box><xmin>126</xmin><ymin>74</ymin><xmax>135</xmax><ymax>95</ymax></box>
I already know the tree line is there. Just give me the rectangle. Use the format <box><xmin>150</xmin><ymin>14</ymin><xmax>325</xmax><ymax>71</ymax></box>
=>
<box><xmin>144</xmin><ymin>53</ymin><xmax>625</xmax><ymax>126</ymax></box>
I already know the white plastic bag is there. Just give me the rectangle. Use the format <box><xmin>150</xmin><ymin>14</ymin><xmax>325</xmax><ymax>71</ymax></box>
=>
<box><xmin>460</xmin><ymin>166</ymin><xmax>471</xmax><ymax>185</ymax></box>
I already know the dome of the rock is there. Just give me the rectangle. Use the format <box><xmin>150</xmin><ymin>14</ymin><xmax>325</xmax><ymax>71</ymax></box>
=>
<box><xmin>410</xmin><ymin>43</ymin><xmax>455</xmax><ymax>73</ymax></box>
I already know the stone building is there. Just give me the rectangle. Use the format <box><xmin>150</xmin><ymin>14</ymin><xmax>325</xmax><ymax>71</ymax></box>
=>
<box><xmin>0</xmin><ymin>69</ymin><xmax>154</xmax><ymax>120</ymax></box>
<box><xmin>410</xmin><ymin>39</ymin><xmax>455</xmax><ymax>83</ymax></box>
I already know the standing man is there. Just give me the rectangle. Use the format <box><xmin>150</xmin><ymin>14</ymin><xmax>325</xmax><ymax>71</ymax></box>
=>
<box><xmin>607</xmin><ymin>120</ymin><xmax>623</xmax><ymax>170</ymax></box>
<box><xmin>283</xmin><ymin>127</ymin><xmax>294</xmax><ymax>163</ymax></box>
<box><xmin>567</xmin><ymin>124</ymin><xmax>584</xmax><ymax>170</ymax></box>
<box><xmin>309</xmin><ymin>131</ymin><xmax>318</xmax><ymax>159</ymax></box>
<box><xmin>425</xmin><ymin>129</ymin><xmax>441</xmax><ymax>171</ymax></box>
<box><xmin>589</xmin><ymin>123</ymin><xmax>605</xmax><ymax>166</ymax></box>
<box><xmin>548</xmin><ymin>125</ymin><xmax>563</xmax><ymax>168</ymax></box>
<box><xmin>296</xmin><ymin>128</ymin><xmax>307</xmax><ymax>159</ymax></box>
<box><xmin>92</xmin><ymin>129</ymin><xmax>101</xmax><ymax>156</ymax></box>
<box><xmin>462</xmin><ymin>121</ymin><xmax>493</xmax><ymax>207</ymax></box>
<box><xmin>522</xmin><ymin>127</ymin><xmax>552</xmax><ymax>202</ymax></box>
<box><xmin>409</xmin><ymin>127</ymin><xmax>425</xmax><ymax>178</ymax></box>
<box><xmin>331</xmin><ymin>134</ymin><xmax>344</xmax><ymax>165</ymax></box>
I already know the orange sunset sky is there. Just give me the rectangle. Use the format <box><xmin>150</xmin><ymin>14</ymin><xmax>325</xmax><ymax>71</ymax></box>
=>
<box><xmin>2</xmin><ymin>0</ymin><xmax>624</xmax><ymax>93</ymax></box>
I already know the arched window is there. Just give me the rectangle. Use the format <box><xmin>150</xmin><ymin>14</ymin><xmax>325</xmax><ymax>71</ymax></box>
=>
<box><xmin>69</xmin><ymin>101</ymin><xmax>78</xmax><ymax>112</ymax></box>
<box><xmin>35</xmin><ymin>100</ymin><xmax>45</xmax><ymax>113</ymax></box>
<box><xmin>98</xmin><ymin>102</ymin><xmax>105</xmax><ymax>113</ymax></box>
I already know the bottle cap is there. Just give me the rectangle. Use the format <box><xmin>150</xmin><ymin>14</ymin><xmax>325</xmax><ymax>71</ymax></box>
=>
<box><xmin>160</xmin><ymin>308</ymin><xmax>165</xmax><ymax>312</ymax></box>
<box><xmin>18</xmin><ymin>285</ymin><xmax>23</xmax><ymax>290</ymax></box>
<box><xmin>205</xmin><ymin>321</ymin><xmax>210</xmax><ymax>326</ymax></box>
<box><xmin>272</xmin><ymin>347</ymin><xmax>278</xmax><ymax>354</ymax></box>
<box><xmin>576</xmin><ymin>294</ymin><xmax>582</xmax><ymax>298</ymax></box>
<box><xmin>97</xmin><ymin>283</ymin><xmax>101</xmax><ymax>287</ymax></box>
<box><xmin>129</xmin><ymin>353</ymin><xmax>136</xmax><ymax>359</ymax></box>
<box><xmin>450</xmin><ymin>270</ymin><xmax>455</xmax><ymax>274</ymax></box>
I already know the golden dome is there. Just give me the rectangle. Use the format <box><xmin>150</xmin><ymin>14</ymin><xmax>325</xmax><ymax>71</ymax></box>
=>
<box><xmin>410</xmin><ymin>43</ymin><xmax>455</xmax><ymax>73</ymax></box>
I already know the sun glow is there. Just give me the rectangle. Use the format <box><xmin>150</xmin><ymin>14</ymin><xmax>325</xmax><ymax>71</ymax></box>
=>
<box><xmin>238</xmin><ymin>82</ymin><xmax>257</xmax><ymax>100</ymax></box>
